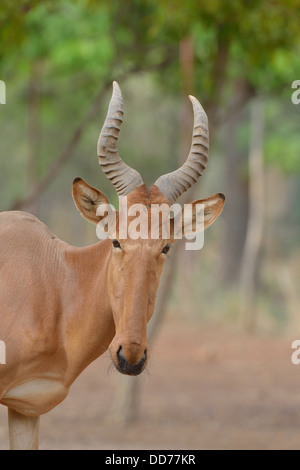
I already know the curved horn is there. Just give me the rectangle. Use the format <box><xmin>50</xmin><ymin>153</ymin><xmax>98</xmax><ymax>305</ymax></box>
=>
<box><xmin>154</xmin><ymin>96</ymin><xmax>209</xmax><ymax>203</ymax></box>
<box><xmin>97</xmin><ymin>81</ymin><xmax>144</xmax><ymax>195</ymax></box>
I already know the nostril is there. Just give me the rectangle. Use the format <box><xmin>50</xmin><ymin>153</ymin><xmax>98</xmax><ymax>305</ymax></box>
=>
<box><xmin>117</xmin><ymin>346</ymin><xmax>126</xmax><ymax>368</ymax></box>
<box><xmin>116</xmin><ymin>346</ymin><xmax>147</xmax><ymax>367</ymax></box>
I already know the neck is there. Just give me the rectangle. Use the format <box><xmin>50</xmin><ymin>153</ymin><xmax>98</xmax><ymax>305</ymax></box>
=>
<box><xmin>61</xmin><ymin>238</ymin><xmax>115</xmax><ymax>385</ymax></box>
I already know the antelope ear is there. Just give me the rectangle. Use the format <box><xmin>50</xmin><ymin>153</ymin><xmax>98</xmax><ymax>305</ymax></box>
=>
<box><xmin>181</xmin><ymin>193</ymin><xmax>225</xmax><ymax>238</ymax></box>
<box><xmin>72</xmin><ymin>177</ymin><xmax>109</xmax><ymax>224</ymax></box>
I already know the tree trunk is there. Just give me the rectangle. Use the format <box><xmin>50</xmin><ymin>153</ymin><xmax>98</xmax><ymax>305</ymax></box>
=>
<box><xmin>177</xmin><ymin>36</ymin><xmax>197</xmax><ymax>315</ymax></box>
<box><xmin>239</xmin><ymin>98</ymin><xmax>265</xmax><ymax>332</ymax></box>
<box><xmin>26</xmin><ymin>61</ymin><xmax>43</xmax><ymax>216</ymax></box>
<box><xmin>220</xmin><ymin>79</ymin><xmax>254</xmax><ymax>284</ymax></box>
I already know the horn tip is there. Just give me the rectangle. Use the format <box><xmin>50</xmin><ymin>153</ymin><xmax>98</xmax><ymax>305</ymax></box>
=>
<box><xmin>189</xmin><ymin>95</ymin><xmax>201</xmax><ymax>106</ymax></box>
<box><xmin>112</xmin><ymin>81</ymin><xmax>122</xmax><ymax>101</ymax></box>
<box><xmin>189</xmin><ymin>94</ymin><xmax>206</xmax><ymax>111</ymax></box>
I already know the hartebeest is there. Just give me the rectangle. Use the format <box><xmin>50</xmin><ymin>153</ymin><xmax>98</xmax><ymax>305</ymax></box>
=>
<box><xmin>0</xmin><ymin>82</ymin><xmax>225</xmax><ymax>449</ymax></box>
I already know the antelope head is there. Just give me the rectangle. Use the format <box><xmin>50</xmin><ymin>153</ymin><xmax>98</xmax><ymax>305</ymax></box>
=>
<box><xmin>72</xmin><ymin>82</ymin><xmax>225</xmax><ymax>376</ymax></box>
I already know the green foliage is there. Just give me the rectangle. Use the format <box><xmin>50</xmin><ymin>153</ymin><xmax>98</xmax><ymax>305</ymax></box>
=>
<box><xmin>148</xmin><ymin>0</ymin><xmax>300</xmax><ymax>98</ymax></box>
<box><xmin>0</xmin><ymin>0</ymin><xmax>300</xmax><ymax>210</ymax></box>
<box><xmin>0</xmin><ymin>0</ymin><xmax>40</xmax><ymax>60</ymax></box>
<box><xmin>24</xmin><ymin>1</ymin><xmax>114</xmax><ymax>76</ymax></box>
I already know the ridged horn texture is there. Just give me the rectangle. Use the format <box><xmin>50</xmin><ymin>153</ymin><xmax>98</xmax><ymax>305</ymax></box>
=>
<box><xmin>97</xmin><ymin>81</ymin><xmax>144</xmax><ymax>195</ymax></box>
<box><xmin>154</xmin><ymin>95</ymin><xmax>209</xmax><ymax>203</ymax></box>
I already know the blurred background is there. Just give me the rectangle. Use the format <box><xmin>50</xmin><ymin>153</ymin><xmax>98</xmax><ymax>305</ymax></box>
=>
<box><xmin>0</xmin><ymin>0</ymin><xmax>300</xmax><ymax>449</ymax></box>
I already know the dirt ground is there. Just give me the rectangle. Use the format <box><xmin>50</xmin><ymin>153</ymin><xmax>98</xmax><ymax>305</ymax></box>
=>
<box><xmin>1</xmin><ymin>314</ymin><xmax>300</xmax><ymax>450</ymax></box>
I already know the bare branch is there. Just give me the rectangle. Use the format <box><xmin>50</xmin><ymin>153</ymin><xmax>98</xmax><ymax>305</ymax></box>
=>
<box><xmin>9</xmin><ymin>80</ymin><xmax>112</xmax><ymax>211</ymax></box>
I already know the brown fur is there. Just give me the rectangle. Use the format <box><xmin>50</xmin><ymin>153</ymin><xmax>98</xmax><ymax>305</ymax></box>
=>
<box><xmin>0</xmin><ymin>182</ymin><xmax>224</xmax><ymax>449</ymax></box>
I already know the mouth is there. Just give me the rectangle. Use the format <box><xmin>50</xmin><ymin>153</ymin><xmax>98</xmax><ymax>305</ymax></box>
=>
<box><xmin>112</xmin><ymin>346</ymin><xmax>147</xmax><ymax>376</ymax></box>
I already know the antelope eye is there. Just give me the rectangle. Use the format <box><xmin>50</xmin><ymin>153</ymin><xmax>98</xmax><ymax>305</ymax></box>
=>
<box><xmin>161</xmin><ymin>244</ymin><xmax>170</xmax><ymax>254</ymax></box>
<box><xmin>112</xmin><ymin>239</ymin><xmax>121</xmax><ymax>249</ymax></box>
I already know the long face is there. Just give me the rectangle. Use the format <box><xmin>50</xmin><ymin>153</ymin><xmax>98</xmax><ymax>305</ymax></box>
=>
<box><xmin>106</xmin><ymin>187</ymin><xmax>172</xmax><ymax>375</ymax></box>
<box><xmin>107</xmin><ymin>237</ymin><xmax>167</xmax><ymax>375</ymax></box>
<box><xmin>72</xmin><ymin>81</ymin><xmax>225</xmax><ymax>376</ymax></box>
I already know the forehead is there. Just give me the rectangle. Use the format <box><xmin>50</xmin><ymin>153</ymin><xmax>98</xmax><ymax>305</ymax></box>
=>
<box><xmin>116</xmin><ymin>185</ymin><xmax>172</xmax><ymax>242</ymax></box>
<box><xmin>125</xmin><ymin>184</ymin><xmax>171</xmax><ymax>208</ymax></box>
